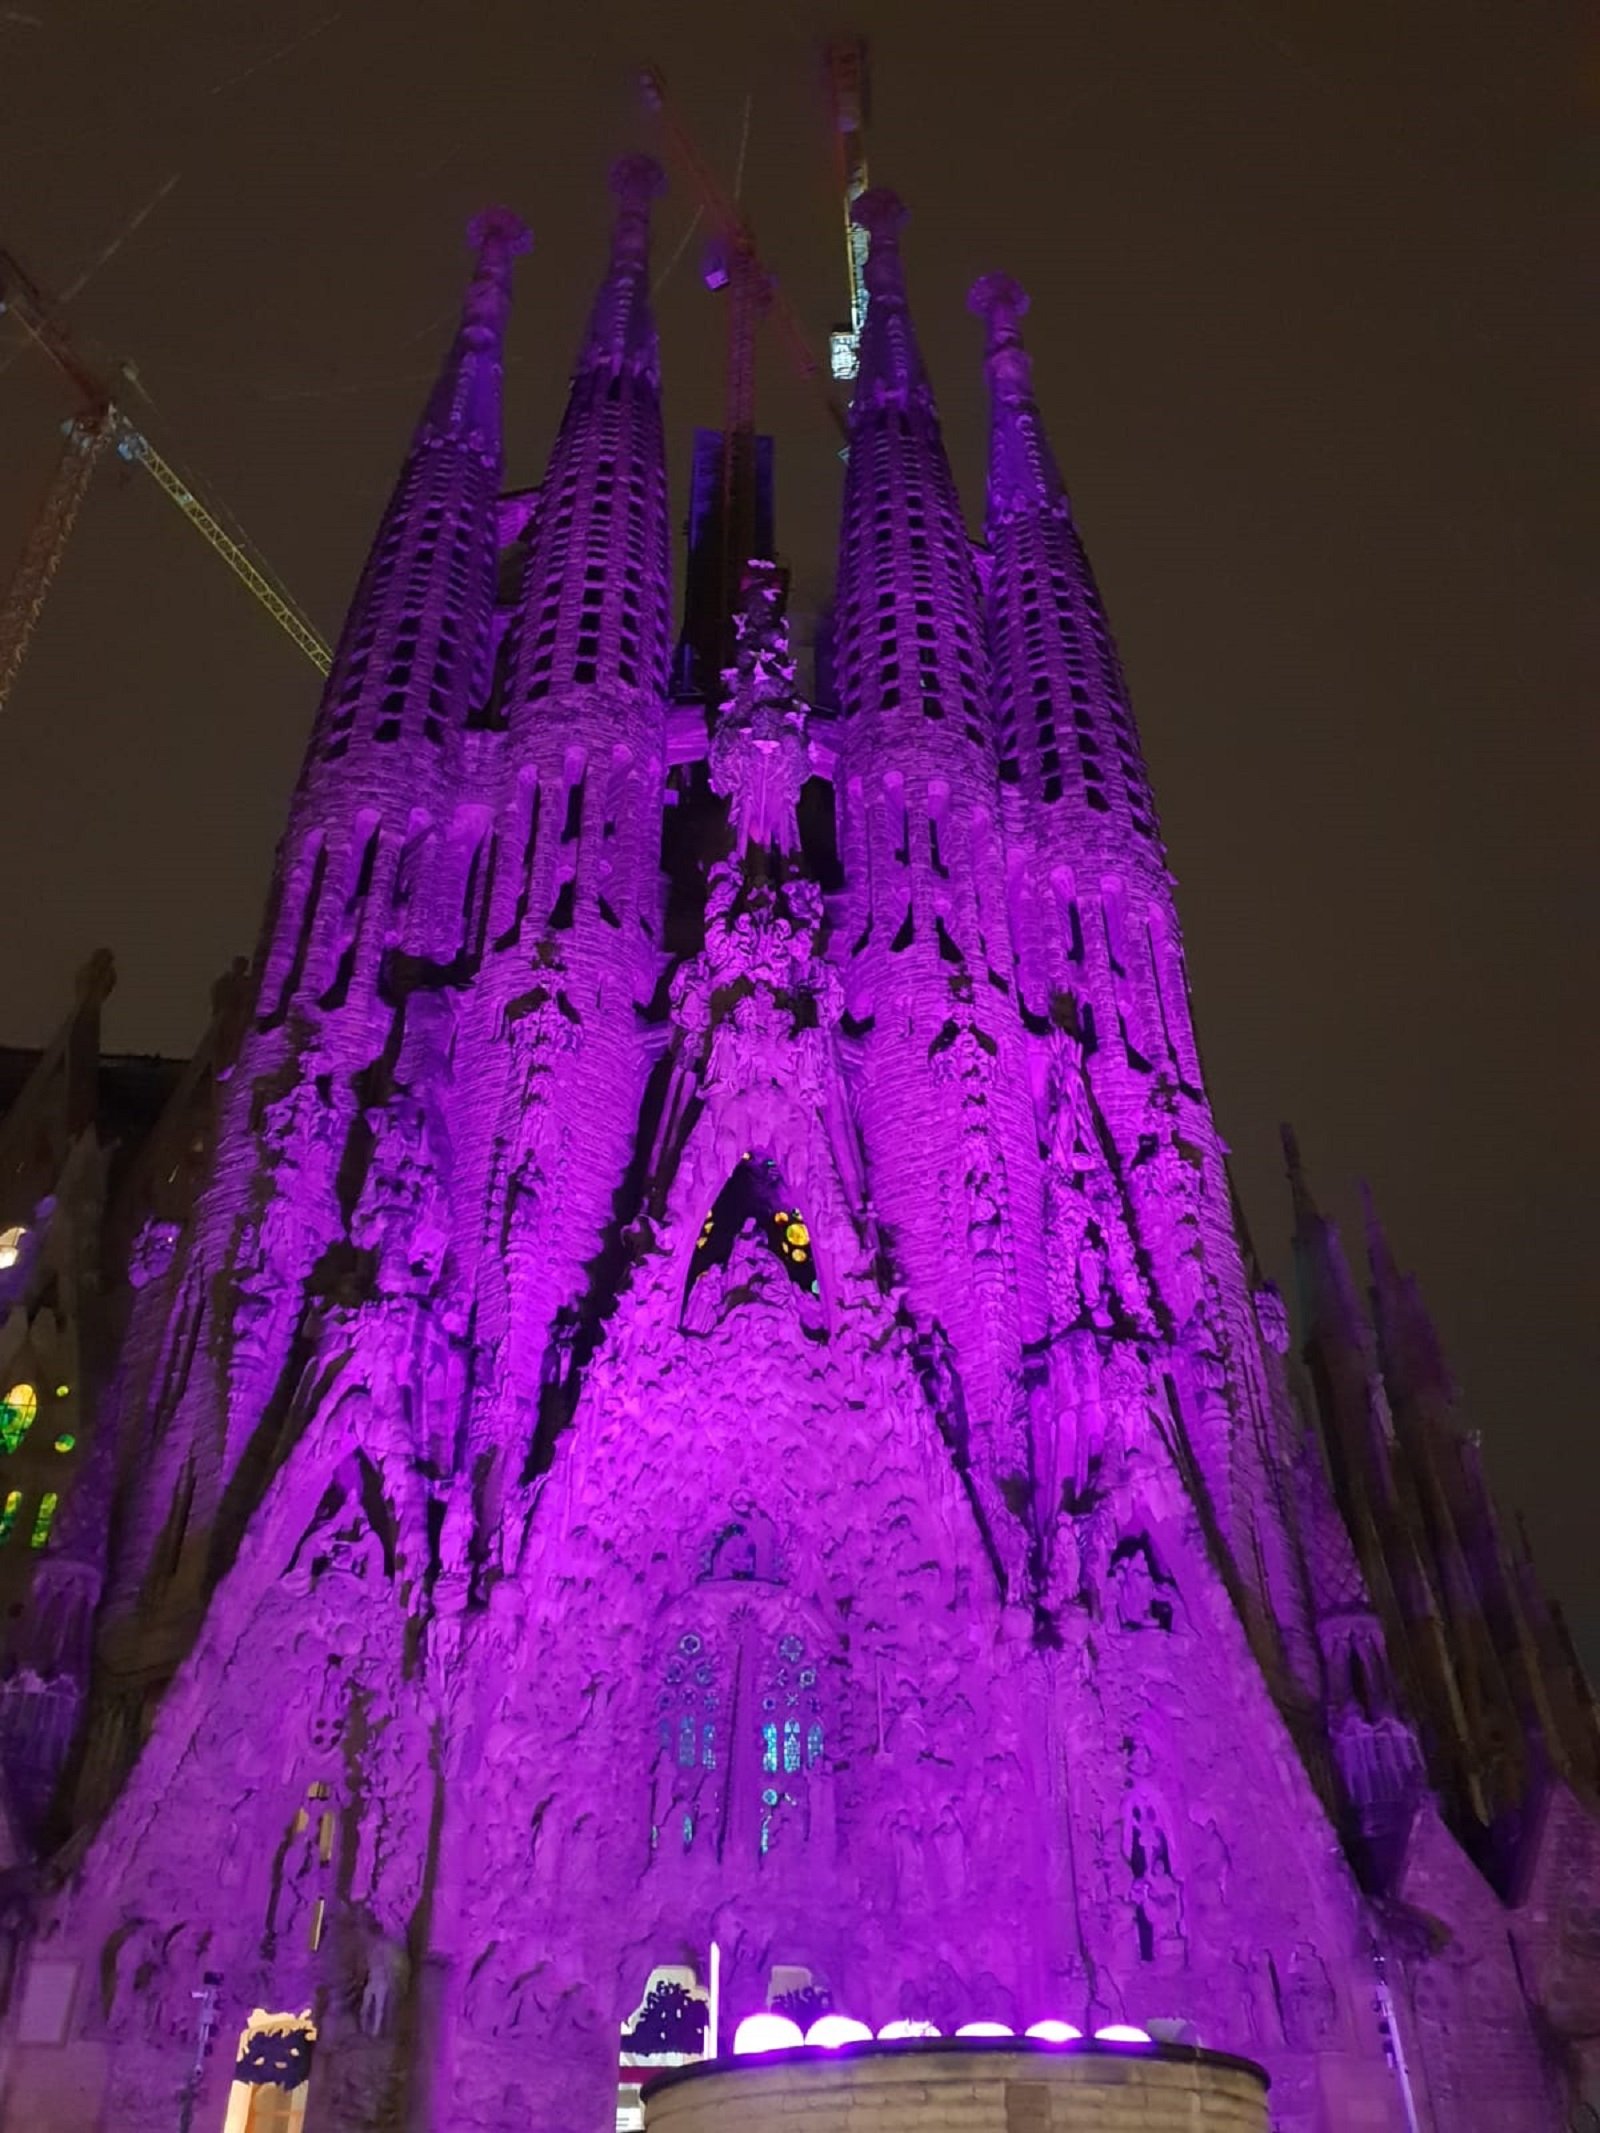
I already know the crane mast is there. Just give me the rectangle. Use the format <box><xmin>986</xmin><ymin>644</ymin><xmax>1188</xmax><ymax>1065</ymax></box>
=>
<box><xmin>0</xmin><ymin>409</ymin><xmax>114</xmax><ymax>719</ymax></box>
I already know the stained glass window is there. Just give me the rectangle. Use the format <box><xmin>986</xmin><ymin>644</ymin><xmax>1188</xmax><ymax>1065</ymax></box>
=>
<box><xmin>0</xmin><ymin>1492</ymin><xmax>20</xmax><ymax>1544</ymax></box>
<box><xmin>0</xmin><ymin>1227</ymin><xmax>25</xmax><ymax>1272</ymax></box>
<box><xmin>654</xmin><ymin>1630</ymin><xmax>718</xmax><ymax>1854</ymax></box>
<box><xmin>757</xmin><ymin>1632</ymin><xmax>825</xmax><ymax>1856</ymax></box>
<box><xmin>0</xmin><ymin>1385</ymin><xmax>36</xmax><ymax>1454</ymax></box>
<box><xmin>30</xmin><ymin>1492</ymin><xmax>57</xmax><ymax>1549</ymax></box>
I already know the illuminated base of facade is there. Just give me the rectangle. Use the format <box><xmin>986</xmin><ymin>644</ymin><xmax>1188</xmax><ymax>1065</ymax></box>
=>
<box><xmin>643</xmin><ymin>2041</ymin><xmax>1271</xmax><ymax>2133</ymax></box>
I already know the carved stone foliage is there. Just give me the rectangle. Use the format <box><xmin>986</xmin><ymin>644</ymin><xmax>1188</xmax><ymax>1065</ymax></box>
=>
<box><xmin>1040</xmin><ymin>1032</ymin><xmax>1153</xmax><ymax>1338</ymax></box>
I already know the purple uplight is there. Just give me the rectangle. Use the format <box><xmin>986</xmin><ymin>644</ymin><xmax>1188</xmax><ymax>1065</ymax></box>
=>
<box><xmin>877</xmin><ymin>2019</ymin><xmax>941</xmax><ymax>2040</ymax></box>
<box><xmin>1024</xmin><ymin>2020</ymin><xmax>1084</xmax><ymax>2043</ymax></box>
<box><xmin>955</xmin><ymin>2021</ymin><xmax>1015</xmax><ymax>2037</ymax></box>
<box><xmin>1093</xmin><ymin>2023</ymin><xmax>1153</xmax><ymax>2046</ymax></box>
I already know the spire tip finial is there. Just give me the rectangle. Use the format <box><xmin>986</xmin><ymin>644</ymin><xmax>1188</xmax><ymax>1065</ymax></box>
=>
<box><xmin>610</xmin><ymin>153</ymin><xmax>666</xmax><ymax>210</ymax></box>
<box><xmin>968</xmin><ymin>272</ymin><xmax>1030</xmax><ymax>330</ymax></box>
<box><xmin>970</xmin><ymin>272</ymin><xmax>1034</xmax><ymax>400</ymax></box>
<box><xmin>1280</xmin><ymin>1122</ymin><xmax>1317</xmax><ymax>1219</ymax></box>
<box><xmin>466</xmin><ymin>205</ymin><xmax>532</xmax><ymax>263</ymax></box>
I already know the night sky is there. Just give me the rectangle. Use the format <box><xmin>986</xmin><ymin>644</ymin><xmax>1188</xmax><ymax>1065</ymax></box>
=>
<box><xmin>2</xmin><ymin>3</ymin><xmax>1594</xmax><ymax>1661</ymax></box>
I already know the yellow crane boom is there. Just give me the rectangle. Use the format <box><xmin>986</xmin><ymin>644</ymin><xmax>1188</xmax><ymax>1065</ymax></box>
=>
<box><xmin>117</xmin><ymin>428</ymin><xmax>331</xmax><ymax>675</ymax></box>
<box><xmin>0</xmin><ymin>244</ymin><xmax>332</xmax><ymax>713</ymax></box>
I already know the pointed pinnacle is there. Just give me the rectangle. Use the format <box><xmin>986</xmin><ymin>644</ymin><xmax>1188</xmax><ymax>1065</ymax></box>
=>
<box><xmin>576</xmin><ymin>157</ymin><xmax>664</xmax><ymax>379</ymax></box>
<box><xmin>1280</xmin><ymin>1122</ymin><xmax>1317</xmax><ymax>1224</ymax></box>
<box><xmin>968</xmin><ymin>272</ymin><xmax>1031</xmax><ymax>365</ymax></box>
<box><xmin>466</xmin><ymin>205</ymin><xmax>532</xmax><ymax>273</ymax></box>
<box><xmin>608</xmin><ymin>153</ymin><xmax>666</xmax><ymax>265</ymax></box>
<box><xmin>1358</xmin><ymin>1178</ymin><xmax>1402</xmax><ymax>1293</ymax></box>
<box><xmin>611</xmin><ymin>153</ymin><xmax>666</xmax><ymax>208</ymax></box>
<box><xmin>852</xmin><ymin>187</ymin><xmax>909</xmax><ymax>296</ymax></box>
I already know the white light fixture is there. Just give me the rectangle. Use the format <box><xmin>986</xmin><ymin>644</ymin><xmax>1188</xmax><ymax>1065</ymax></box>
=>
<box><xmin>1094</xmin><ymin>2023</ymin><xmax>1152</xmax><ymax>2045</ymax></box>
<box><xmin>1024</xmin><ymin>2020</ymin><xmax>1083</xmax><ymax>2043</ymax></box>
<box><xmin>955</xmin><ymin>2021</ymin><xmax>1014</xmax><ymax>2037</ymax></box>
<box><xmin>804</xmin><ymin>2015</ymin><xmax>872</xmax><ymax>2049</ymax></box>
<box><xmin>732</xmin><ymin>2013</ymin><xmax>804</xmax><ymax>2056</ymax></box>
<box><xmin>877</xmin><ymin>2019</ymin><xmax>941</xmax><ymax>2040</ymax></box>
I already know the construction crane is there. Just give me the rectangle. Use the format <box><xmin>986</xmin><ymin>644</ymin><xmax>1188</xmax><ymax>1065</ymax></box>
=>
<box><xmin>823</xmin><ymin>37</ymin><xmax>871</xmax><ymax>382</ymax></box>
<box><xmin>641</xmin><ymin>64</ymin><xmax>845</xmax><ymax>685</ymax></box>
<box><xmin>0</xmin><ymin>244</ymin><xmax>333</xmax><ymax>718</ymax></box>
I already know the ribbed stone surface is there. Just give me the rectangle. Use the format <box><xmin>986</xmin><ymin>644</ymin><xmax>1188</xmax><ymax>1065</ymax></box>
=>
<box><xmin>644</xmin><ymin>2044</ymin><xmax>1270</xmax><ymax>2133</ymax></box>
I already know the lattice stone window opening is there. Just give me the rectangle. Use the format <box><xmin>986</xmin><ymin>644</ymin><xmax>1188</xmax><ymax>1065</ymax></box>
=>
<box><xmin>759</xmin><ymin>1631</ymin><xmax>825</xmax><ymax>1857</ymax></box>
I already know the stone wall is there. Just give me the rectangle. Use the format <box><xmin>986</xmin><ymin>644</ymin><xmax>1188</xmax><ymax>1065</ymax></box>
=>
<box><xmin>643</xmin><ymin>2044</ymin><xmax>1269</xmax><ymax>2133</ymax></box>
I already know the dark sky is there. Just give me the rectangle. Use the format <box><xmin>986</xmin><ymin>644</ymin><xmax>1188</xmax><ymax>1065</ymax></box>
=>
<box><xmin>2</xmin><ymin>2</ymin><xmax>1594</xmax><ymax>1660</ymax></box>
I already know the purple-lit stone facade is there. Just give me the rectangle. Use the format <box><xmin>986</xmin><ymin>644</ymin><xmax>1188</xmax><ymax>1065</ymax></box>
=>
<box><xmin>0</xmin><ymin>168</ymin><xmax>1595</xmax><ymax>2133</ymax></box>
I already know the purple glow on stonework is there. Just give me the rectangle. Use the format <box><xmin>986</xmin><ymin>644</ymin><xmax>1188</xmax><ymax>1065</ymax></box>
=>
<box><xmin>14</xmin><ymin>161</ymin><xmax>1579</xmax><ymax>2133</ymax></box>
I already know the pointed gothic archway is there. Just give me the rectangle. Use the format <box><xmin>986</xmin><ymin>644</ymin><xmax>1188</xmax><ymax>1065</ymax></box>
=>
<box><xmin>680</xmin><ymin>1156</ymin><xmax>826</xmax><ymax>1333</ymax></box>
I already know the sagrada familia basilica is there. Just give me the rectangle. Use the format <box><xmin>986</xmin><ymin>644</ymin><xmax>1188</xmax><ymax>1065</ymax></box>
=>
<box><xmin>0</xmin><ymin>157</ymin><xmax>1593</xmax><ymax>2132</ymax></box>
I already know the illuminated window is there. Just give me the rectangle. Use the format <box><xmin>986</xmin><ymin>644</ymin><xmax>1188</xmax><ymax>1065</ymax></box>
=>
<box><xmin>0</xmin><ymin>1492</ymin><xmax>20</xmax><ymax>1544</ymax></box>
<box><xmin>0</xmin><ymin>1385</ymin><xmax>36</xmax><ymax>1454</ymax></box>
<box><xmin>30</xmin><ymin>1493</ymin><xmax>57</xmax><ymax>1549</ymax></box>
<box><xmin>0</xmin><ymin>1227</ymin><xmax>24</xmax><ymax>1272</ymax></box>
<box><xmin>52</xmin><ymin>1434</ymin><xmax>74</xmax><ymax>1455</ymax></box>
<box><xmin>758</xmin><ymin>1632</ymin><xmax>825</xmax><ymax>1856</ymax></box>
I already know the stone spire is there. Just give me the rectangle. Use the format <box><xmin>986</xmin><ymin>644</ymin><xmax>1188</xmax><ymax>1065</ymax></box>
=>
<box><xmin>577</xmin><ymin>152</ymin><xmax>667</xmax><ymax>382</ymax></box>
<box><xmin>967</xmin><ymin>273</ymin><xmax>1068</xmax><ymax>520</ymax></box>
<box><xmin>848</xmin><ymin>188</ymin><xmax>933</xmax><ymax>415</ymax></box>
<box><xmin>968</xmin><ymin>271</ymin><xmax>1159</xmax><ymax>843</ymax></box>
<box><xmin>305</xmin><ymin>207</ymin><xmax>529</xmax><ymax>784</ymax></box>
<box><xmin>1361</xmin><ymin>1182</ymin><xmax>1455</xmax><ymax>1413</ymax></box>
<box><xmin>505</xmin><ymin>156</ymin><xmax>671</xmax><ymax>731</ymax></box>
<box><xmin>834</xmin><ymin>189</ymin><xmax>992</xmax><ymax>784</ymax></box>
<box><xmin>414</xmin><ymin>206</ymin><xmax>531</xmax><ymax>459</ymax></box>
<box><xmin>1283</xmin><ymin>1126</ymin><xmax>1370</xmax><ymax>1351</ymax></box>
